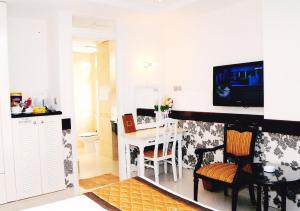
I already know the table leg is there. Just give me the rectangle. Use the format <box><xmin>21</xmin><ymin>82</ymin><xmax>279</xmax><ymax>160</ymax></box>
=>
<box><xmin>125</xmin><ymin>144</ymin><xmax>131</xmax><ymax>179</ymax></box>
<box><xmin>257</xmin><ymin>185</ymin><xmax>262</xmax><ymax>211</ymax></box>
<box><xmin>138</xmin><ymin>146</ymin><xmax>145</xmax><ymax>177</ymax></box>
<box><xmin>281</xmin><ymin>186</ymin><xmax>287</xmax><ymax>211</ymax></box>
<box><xmin>263</xmin><ymin>186</ymin><xmax>269</xmax><ymax>211</ymax></box>
<box><xmin>178</xmin><ymin>136</ymin><xmax>183</xmax><ymax>179</ymax></box>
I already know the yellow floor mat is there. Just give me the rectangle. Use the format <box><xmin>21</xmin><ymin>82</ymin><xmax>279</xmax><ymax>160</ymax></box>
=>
<box><xmin>79</xmin><ymin>174</ymin><xmax>119</xmax><ymax>190</ymax></box>
<box><xmin>89</xmin><ymin>177</ymin><xmax>209</xmax><ymax>211</ymax></box>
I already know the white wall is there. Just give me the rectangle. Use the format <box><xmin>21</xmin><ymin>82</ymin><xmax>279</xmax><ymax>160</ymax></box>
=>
<box><xmin>47</xmin><ymin>14</ymin><xmax>61</xmax><ymax>111</ymax></box>
<box><xmin>117</xmin><ymin>14</ymin><xmax>165</xmax><ymax>116</ymax></box>
<box><xmin>7</xmin><ymin>15</ymin><xmax>62</xmax><ymax>109</ymax></box>
<box><xmin>263</xmin><ymin>0</ymin><xmax>300</xmax><ymax>121</ymax></box>
<box><xmin>116</xmin><ymin>14</ymin><xmax>166</xmax><ymax>179</ymax></box>
<box><xmin>7</xmin><ymin>12</ymin><xmax>75</xmax><ymax>117</ymax></box>
<box><xmin>162</xmin><ymin>0</ymin><xmax>263</xmax><ymax>115</ymax></box>
<box><xmin>115</xmin><ymin>1</ymin><xmax>264</xmax><ymax>179</ymax></box>
<box><xmin>8</xmin><ymin>18</ymin><xmax>49</xmax><ymax>99</ymax></box>
<box><xmin>57</xmin><ymin>12</ymin><xmax>74</xmax><ymax>118</ymax></box>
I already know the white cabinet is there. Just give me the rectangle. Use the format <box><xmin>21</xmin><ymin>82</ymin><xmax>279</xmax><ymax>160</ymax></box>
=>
<box><xmin>39</xmin><ymin>116</ymin><xmax>65</xmax><ymax>193</ymax></box>
<box><xmin>13</xmin><ymin>118</ymin><xmax>42</xmax><ymax>199</ymax></box>
<box><xmin>12</xmin><ymin>116</ymin><xmax>65</xmax><ymax>200</ymax></box>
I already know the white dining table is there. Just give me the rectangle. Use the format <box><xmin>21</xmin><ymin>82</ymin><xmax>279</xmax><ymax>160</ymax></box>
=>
<box><xmin>122</xmin><ymin>127</ymin><xmax>187</xmax><ymax>180</ymax></box>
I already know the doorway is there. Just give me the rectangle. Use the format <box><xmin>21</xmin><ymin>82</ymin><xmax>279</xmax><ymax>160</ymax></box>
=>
<box><xmin>72</xmin><ymin>38</ymin><xmax>119</xmax><ymax>192</ymax></box>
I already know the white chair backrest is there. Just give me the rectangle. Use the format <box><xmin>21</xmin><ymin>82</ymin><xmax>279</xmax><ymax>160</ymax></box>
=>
<box><xmin>153</xmin><ymin>118</ymin><xmax>178</xmax><ymax>159</ymax></box>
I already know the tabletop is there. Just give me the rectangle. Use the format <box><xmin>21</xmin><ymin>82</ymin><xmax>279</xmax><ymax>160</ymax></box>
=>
<box><xmin>122</xmin><ymin>127</ymin><xmax>187</xmax><ymax>140</ymax></box>
<box><xmin>244</xmin><ymin>163</ymin><xmax>300</xmax><ymax>186</ymax></box>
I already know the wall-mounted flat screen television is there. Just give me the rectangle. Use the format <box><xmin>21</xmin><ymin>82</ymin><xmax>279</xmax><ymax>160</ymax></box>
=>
<box><xmin>213</xmin><ymin>61</ymin><xmax>264</xmax><ymax>107</ymax></box>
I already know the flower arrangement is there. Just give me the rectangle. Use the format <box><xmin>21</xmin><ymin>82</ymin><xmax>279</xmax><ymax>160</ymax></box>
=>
<box><xmin>154</xmin><ymin>96</ymin><xmax>174</xmax><ymax>112</ymax></box>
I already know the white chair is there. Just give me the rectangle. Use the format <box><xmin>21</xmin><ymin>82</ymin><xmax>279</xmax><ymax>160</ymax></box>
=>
<box><xmin>142</xmin><ymin>118</ymin><xmax>178</xmax><ymax>183</ymax></box>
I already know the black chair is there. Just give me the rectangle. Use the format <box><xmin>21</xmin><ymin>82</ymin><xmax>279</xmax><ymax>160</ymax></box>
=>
<box><xmin>193</xmin><ymin>124</ymin><xmax>258</xmax><ymax>211</ymax></box>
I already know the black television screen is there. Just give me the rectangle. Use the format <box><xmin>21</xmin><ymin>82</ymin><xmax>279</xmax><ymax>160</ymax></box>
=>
<box><xmin>213</xmin><ymin>61</ymin><xmax>264</xmax><ymax>107</ymax></box>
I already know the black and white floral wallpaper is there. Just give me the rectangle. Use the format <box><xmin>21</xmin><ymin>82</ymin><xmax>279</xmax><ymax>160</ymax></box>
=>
<box><xmin>262</xmin><ymin>132</ymin><xmax>300</xmax><ymax>209</ymax></box>
<box><xmin>178</xmin><ymin>120</ymin><xmax>224</xmax><ymax>168</ymax></box>
<box><xmin>130</xmin><ymin>116</ymin><xmax>157</xmax><ymax>165</ymax></box>
<box><xmin>137</xmin><ymin>115</ymin><xmax>156</xmax><ymax>125</ymax></box>
<box><xmin>136</xmin><ymin>115</ymin><xmax>300</xmax><ymax>210</ymax></box>
<box><xmin>62</xmin><ymin>129</ymin><xmax>74</xmax><ymax>188</ymax></box>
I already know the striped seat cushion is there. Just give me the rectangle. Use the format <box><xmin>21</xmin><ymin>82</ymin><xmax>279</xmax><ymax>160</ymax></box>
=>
<box><xmin>226</xmin><ymin>130</ymin><xmax>253</xmax><ymax>156</ymax></box>
<box><xmin>144</xmin><ymin>148</ymin><xmax>172</xmax><ymax>158</ymax></box>
<box><xmin>196</xmin><ymin>163</ymin><xmax>252</xmax><ymax>184</ymax></box>
<box><xmin>196</xmin><ymin>163</ymin><xmax>237</xmax><ymax>183</ymax></box>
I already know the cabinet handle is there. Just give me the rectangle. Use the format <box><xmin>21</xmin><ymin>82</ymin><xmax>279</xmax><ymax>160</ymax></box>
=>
<box><xmin>33</xmin><ymin>121</ymin><xmax>37</xmax><ymax>125</ymax></box>
<box><xmin>19</xmin><ymin>119</ymin><xmax>31</xmax><ymax>124</ymax></box>
<box><xmin>41</xmin><ymin>121</ymin><xmax>44</xmax><ymax>124</ymax></box>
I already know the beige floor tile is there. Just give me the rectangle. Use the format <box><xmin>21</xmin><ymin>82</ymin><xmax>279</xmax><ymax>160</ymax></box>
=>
<box><xmin>1</xmin><ymin>164</ymin><xmax>281</xmax><ymax>211</ymax></box>
<box><xmin>0</xmin><ymin>189</ymin><xmax>75</xmax><ymax>211</ymax></box>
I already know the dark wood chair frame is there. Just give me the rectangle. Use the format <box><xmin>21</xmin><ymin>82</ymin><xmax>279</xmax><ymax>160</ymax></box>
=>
<box><xmin>193</xmin><ymin>123</ymin><xmax>259</xmax><ymax>211</ymax></box>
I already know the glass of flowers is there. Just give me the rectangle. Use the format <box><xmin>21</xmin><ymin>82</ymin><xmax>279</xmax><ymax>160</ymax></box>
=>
<box><xmin>154</xmin><ymin>96</ymin><xmax>173</xmax><ymax>121</ymax></box>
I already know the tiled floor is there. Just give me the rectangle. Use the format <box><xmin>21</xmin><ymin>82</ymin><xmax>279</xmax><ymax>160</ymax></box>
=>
<box><xmin>77</xmin><ymin>149</ymin><xmax>119</xmax><ymax>179</ymax></box>
<box><xmin>144</xmin><ymin>167</ymin><xmax>256</xmax><ymax>211</ymax></box>
<box><xmin>77</xmin><ymin>148</ymin><xmax>119</xmax><ymax>193</ymax></box>
<box><xmin>144</xmin><ymin>166</ymin><xmax>278</xmax><ymax>211</ymax></box>
<box><xmin>1</xmin><ymin>166</ymin><xmax>279</xmax><ymax>211</ymax></box>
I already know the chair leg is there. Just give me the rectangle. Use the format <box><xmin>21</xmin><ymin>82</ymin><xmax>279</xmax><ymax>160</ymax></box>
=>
<box><xmin>194</xmin><ymin>176</ymin><xmax>199</xmax><ymax>201</ymax></box>
<box><xmin>164</xmin><ymin>161</ymin><xmax>168</xmax><ymax>174</ymax></box>
<box><xmin>171</xmin><ymin>158</ymin><xmax>177</xmax><ymax>182</ymax></box>
<box><xmin>249</xmin><ymin>184</ymin><xmax>256</xmax><ymax>205</ymax></box>
<box><xmin>224</xmin><ymin>186</ymin><xmax>228</xmax><ymax>196</ymax></box>
<box><xmin>154</xmin><ymin>161</ymin><xmax>159</xmax><ymax>184</ymax></box>
<box><xmin>232</xmin><ymin>188</ymin><xmax>239</xmax><ymax>211</ymax></box>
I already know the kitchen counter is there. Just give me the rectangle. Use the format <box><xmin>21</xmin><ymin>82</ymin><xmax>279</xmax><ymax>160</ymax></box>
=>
<box><xmin>11</xmin><ymin>111</ymin><xmax>62</xmax><ymax>118</ymax></box>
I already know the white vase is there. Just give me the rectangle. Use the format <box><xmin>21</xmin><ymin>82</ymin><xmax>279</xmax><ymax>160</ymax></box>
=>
<box><xmin>155</xmin><ymin>110</ymin><xmax>170</xmax><ymax>122</ymax></box>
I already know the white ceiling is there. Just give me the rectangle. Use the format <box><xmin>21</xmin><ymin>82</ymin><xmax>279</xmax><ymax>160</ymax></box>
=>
<box><xmin>7</xmin><ymin>0</ymin><xmax>199</xmax><ymax>17</ymax></box>
<box><xmin>88</xmin><ymin>0</ymin><xmax>199</xmax><ymax>11</ymax></box>
<box><xmin>7</xmin><ymin>0</ymin><xmax>242</xmax><ymax>20</ymax></box>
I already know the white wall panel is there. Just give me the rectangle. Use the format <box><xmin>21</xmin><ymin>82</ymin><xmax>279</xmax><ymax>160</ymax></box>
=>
<box><xmin>0</xmin><ymin>1</ymin><xmax>16</xmax><ymax>202</ymax></box>
<box><xmin>263</xmin><ymin>0</ymin><xmax>300</xmax><ymax>121</ymax></box>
